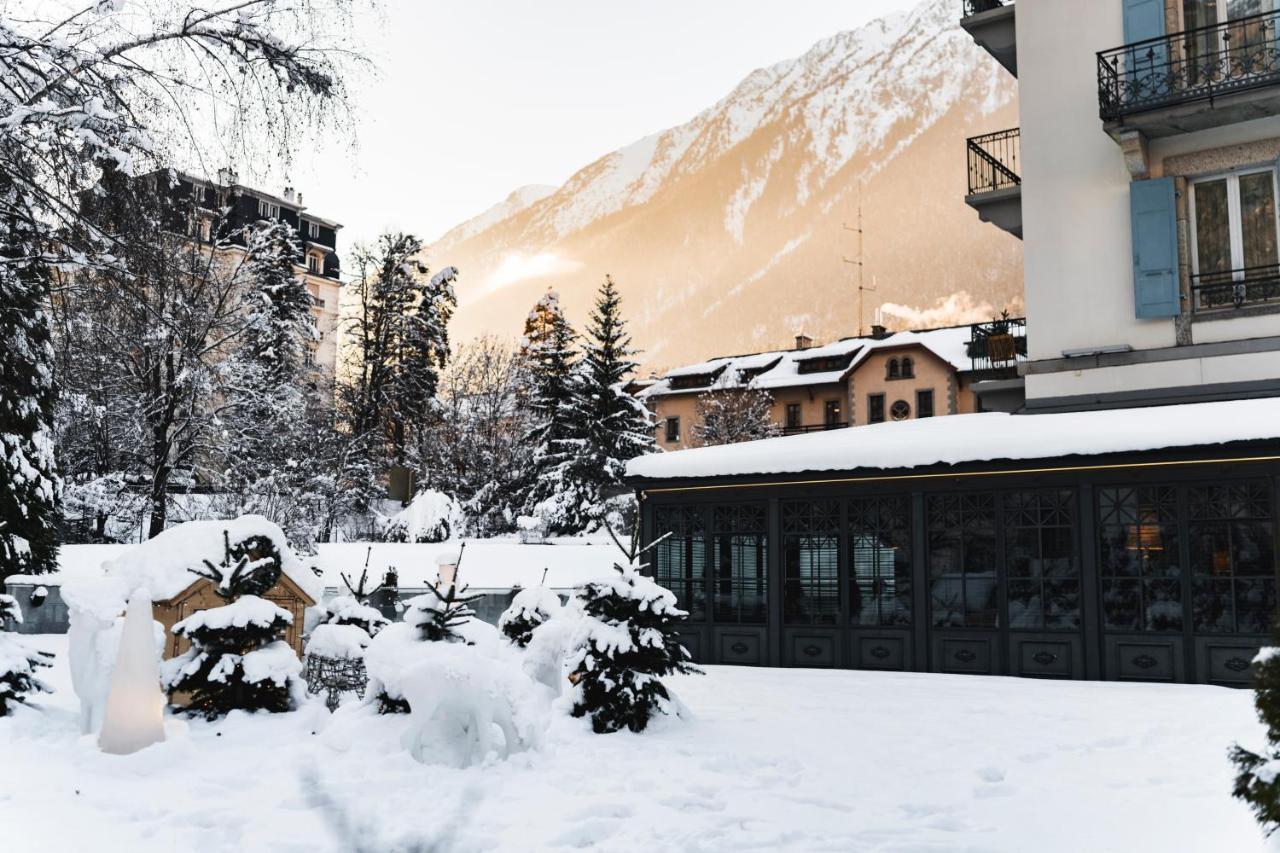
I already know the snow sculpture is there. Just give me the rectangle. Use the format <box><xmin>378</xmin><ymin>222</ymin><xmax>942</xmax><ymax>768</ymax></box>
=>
<box><xmin>98</xmin><ymin>593</ymin><xmax>165</xmax><ymax>754</ymax></box>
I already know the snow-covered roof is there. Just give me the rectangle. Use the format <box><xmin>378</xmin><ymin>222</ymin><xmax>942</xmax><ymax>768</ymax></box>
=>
<box><xmin>626</xmin><ymin>397</ymin><xmax>1280</xmax><ymax>482</ymax></box>
<box><xmin>639</xmin><ymin>325</ymin><xmax>975</xmax><ymax>398</ymax></box>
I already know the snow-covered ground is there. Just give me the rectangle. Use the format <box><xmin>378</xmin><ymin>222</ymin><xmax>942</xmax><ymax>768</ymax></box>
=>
<box><xmin>1</xmin><ymin>634</ymin><xmax>1269</xmax><ymax>852</ymax></box>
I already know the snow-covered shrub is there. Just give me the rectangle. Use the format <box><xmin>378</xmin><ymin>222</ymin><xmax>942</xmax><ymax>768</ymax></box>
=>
<box><xmin>499</xmin><ymin>585</ymin><xmax>561</xmax><ymax>648</ymax></box>
<box><xmin>567</xmin><ymin>562</ymin><xmax>701</xmax><ymax>734</ymax></box>
<box><xmin>378</xmin><ymin>490</ymin><xmax>463</xmax><ymax>544</ymax></box>
<box><xmin>522</xmin><ymin>602</ymin><xmax>585</xmax><ymax>695</ymax></box>
<box><xmin>398</xmin><ymin>642</ymin><xmax>545</xmax><ymax>768</ymax></box>
<box><xmin>0</xmin><ymin>594</ymin><xmax>52</xmax><ymax>715</ymax></box>
<box><xmin>319</xmin><ymin>596</ymin><xmax>390</xmax><ymax>638</ymax></box>
<box><xmin>1232</xmin><ymin>643</ymin><xmax>1280</xmax><ymax>833</ymax></box>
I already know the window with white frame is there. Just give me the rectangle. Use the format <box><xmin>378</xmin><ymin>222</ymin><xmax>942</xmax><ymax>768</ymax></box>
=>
<box><xmin>307</xmin><ymin>253</ymin><xmax>321</xmax><ymax>274</ymax></box>
<box><xmin>257</xmin><ymin>199</ymin><xmax>279</xmax><ymax>220</ymax></box>
<box><xmin>307</xmin><ymin>221</ymin><xmax>320</xmax><ymax>239</ymax></box>
<box><xmin>1189</xmin><ymin>166</ymin><xmax>1280</xmax><ymax>310</ymax></box>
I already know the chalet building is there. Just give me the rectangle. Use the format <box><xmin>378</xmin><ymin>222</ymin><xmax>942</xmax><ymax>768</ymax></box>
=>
<box><xmin>627</xmin><ymin>0</ymin><xmax>1280</xmax><ymax>686</ymax></box>
<box><xmin>639</xmin><ymin>322</ymin><xmax>1027</xmax><ymax>451</ymax></box>
<box><xmin>166</xmin><ymin>168</ymin><xmax>344</xmax><ymax>376</ymax></box>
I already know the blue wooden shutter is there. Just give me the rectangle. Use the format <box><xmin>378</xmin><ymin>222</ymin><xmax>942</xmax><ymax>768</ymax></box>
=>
<box><xmin>1123</xmin><ymin>0</ymin><xmax>1168</xmax><ymax>86</ymax></box>
<box><xmin>1130</xmin><ymin>177</ymin><xmax>1181</xmax><ymax>319</ymax></box>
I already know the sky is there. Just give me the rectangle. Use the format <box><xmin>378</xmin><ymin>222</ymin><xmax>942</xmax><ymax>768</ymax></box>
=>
<box><xmin>269</xmin><ymin>0</ymin><xmax>919</xmax><ymax>251</ymax></box>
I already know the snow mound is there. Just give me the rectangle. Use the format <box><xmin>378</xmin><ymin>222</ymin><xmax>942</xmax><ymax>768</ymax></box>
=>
<box><xmin>322</xmin><ymin>595</ymin><xmax>389</xmax><ymax>635</ymax></box>
<box><xmin>306</xmin><ymin>624</ymin><xmax>371</xmax><ymax>660</ymax></box>
<box><xmin>378</xmin><ymin>491</ymin><xmax>463</xmax><ymax>544</ymax></box>
<box><xmin>241</xmin><ymin>641</ymin><xmax>304</xmax><ymax>687</ymax></box>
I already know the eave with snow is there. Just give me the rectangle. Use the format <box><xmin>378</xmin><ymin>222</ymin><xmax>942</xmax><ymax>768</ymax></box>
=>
<box><xmin>626</xmin><ymin>398</ymin><xmax>1280</xmax><ymax>685</ymax></box>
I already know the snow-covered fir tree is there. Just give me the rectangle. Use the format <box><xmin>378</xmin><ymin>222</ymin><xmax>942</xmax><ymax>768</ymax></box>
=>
<box><xmin>498</xmin><ymin>572</ymin><xmax>561</xmax><ymax>647</ymax></box>
<box><xmin>161</xmin><ymin>533</ymin><xmax>301</xmax><ymax>719</ymax></box>
<box><xmin>0</xmin><ymin>591</ymin><xmax>53</xmax><ymax>715</ymax></box>
<box><xmin>531</xmin><ymin>276</ymin><xmax>653</xmax><ymax>534</ymax></box>
<box><xmin>520</xmin><ymin>291</ymin><xmax>581</xmax><ymax>525</ymax></box>
<box><xmin>318</xmin><ymin>557</ymin><xmax>391</xmax><ymax>637</ymax></box>
<box><xmin>1231</xmin><ymin>641</ymin><xmax>1280</xmax><ymax>833</ymax></box>
<box><xmin>568</xmin><ymin>560</ymin><xmax>701</xmax><ymax>734</ymax></box>
<box><xmin>693</xmin><ymin>383</ymin><xmax>780</xmax><ymax>446</ymax></box>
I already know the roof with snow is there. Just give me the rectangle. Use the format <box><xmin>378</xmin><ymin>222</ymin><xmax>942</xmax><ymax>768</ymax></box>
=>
<box><xmin>638</xmin><ymin>325</ymin><xmax>974</xmax><ymax>398</ymax></box>
<box><xmin>626</xmin><ymin>397</ymin><xmax>1280</xmax><ymax>482</ymax></box>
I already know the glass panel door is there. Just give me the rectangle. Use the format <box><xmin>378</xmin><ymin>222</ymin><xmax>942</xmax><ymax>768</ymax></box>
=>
<box><xmin>1239</xmin><ymin>171</ymin><xmax>1279</xmax><ymax>268</ymax></box>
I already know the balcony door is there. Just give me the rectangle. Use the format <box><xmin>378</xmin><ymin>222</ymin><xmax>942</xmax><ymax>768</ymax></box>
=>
<box><xmin>1190</xmin><ymin>168</ymin><xmax>1280</xmax><ymax>309</ymax></box>
<box><xmin>1183</xmin><ymin>1</ymin><xmax>1278</xmax><ymax>79</ymax></box>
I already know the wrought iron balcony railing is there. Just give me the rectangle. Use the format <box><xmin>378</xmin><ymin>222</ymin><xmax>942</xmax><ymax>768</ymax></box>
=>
<box><xmin>1192</xmin><ymin>264</ymin><xmax>1280</xmax><ymax>312</ymax></box>
<box><xmin>783</xmin><ymin>422</ymin><xmax>849</xmax><ymax>436</ymax></box>
<box><xmin>967</xmin><ymin>316</ymin><xmax>1027</xmax><ymax>380</ymax></box>
<box><xmin>967</xmin><ymin>128</ymin><xmax>1020</xmax><ymax>195</ymax></box>
<box><xmin>962</xmin><ymin>0</ymin><xmax>1009</xmax><ymax>17</ymax></box>
<box><xmin>1099</xmin><ymin>9</ymin><xmax>1280</xmax><ymax>121</ymax></box>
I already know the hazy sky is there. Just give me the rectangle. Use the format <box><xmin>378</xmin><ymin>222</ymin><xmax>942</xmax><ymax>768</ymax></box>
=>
<box><xmin>273</xmin><ymin>0</ymin><xmax>919</xmax><ymax>251</ymax></box>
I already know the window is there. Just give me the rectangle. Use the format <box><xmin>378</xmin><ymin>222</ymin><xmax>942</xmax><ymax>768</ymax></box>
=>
<box><xmin>257</xmin><ymin>199</ymin><xmax>279</xmax><ymax>220</ymax></box>
<box><xmin>824</xmin><ymin>399</ymin><xmax>842</xmax><ymax>426</ymax></box>
<box><xmin>664</xmin><ymin>416</ymin><xmax>680</xmax><ymax>443</ymax></box>
<box><xmin>307</xmin><ymin>221</ymin><xmax>320</xmax><ymax>239</ymax></box>
<box><xmin>887</xmin><ymin>359</ymin><xmax>900</xmax><ymax>380</ymax></box>
<box><xmin>849</xmin><ymin>496</ymin><xmax>912</xmax><ymax>626</ymax></box>
<box><xmin>1189</xmin><ymin>481</ymin><xmax>1275</xmax><ymax>634</ymax></box>
<box><xmin>901</xmin><ymin>357</ymin><xmax>914</xmax><ymax>378</ymax></box>
<box><xmin>304</xmin><ymin>346</ymin><xmax>316</xmax><ymax>367</ymax></box>
<box><xmin>868</xmin><ymin>394</ymin><xmax>885</xmax><ymax>424</ymax></box>
<box><xmin>1005</xmin><ymin>490</ymin><xmax>1080</xmax><ymax>630</ymax></box>
<box><xmin>890</xmin><ymin>400</ymin><xmax>911</xmax><ymax>421</ymax></box>
<box><xmin>783</xmin><ymin>500</ymin><xmax>840</xmax><ymax>624</ymax></box>
<box><xmin>307</xmin><ymin>254</ymin><xmax>321</xmax><ymax>274</ymax></box>
<box><xmin>712</xmin><ymin>505</ymin><xmax>768</xmax><ymax>623</ymax></box>
<box><xmin>1098</xmin><ymin>486</ymin><xmax>1182</xmax><ymax>632</ymax></box>
<box><xmin>928</xmin><ymin>494</ymin><xmax>998</xmax><ymax>628</ymax></box>
<box><xmin>917</xmin><ymin>389</ymin><xmax>935</xmax><ymax>418</ymax></box>
<box><xmin>1183</xmin><ymin>2</ymin><xmax>1279</xmax><ymax>84</ymax></box>
<box><xmin>1190</xmin><ymin>168</ymin><xmax>1280</xmax><ymax>309</ymax></box>
<box><xmin>785</xmin><ymin>403</ymin><xmax>801</xmax><ymax>429</ymax></box>
<box><xmin>654</xmin><ymin>507</ymin><xmax>707</xmax><ymax>620</ymax></box>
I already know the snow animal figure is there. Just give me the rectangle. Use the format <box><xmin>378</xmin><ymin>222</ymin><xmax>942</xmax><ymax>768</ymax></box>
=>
<box><xmin>398</xmin><ymin>645</ymin><xmax>531</xmax><ymax>768</ymax></box>
<box><xmin>0</xmin><ymin>593</ymin><xmax>52</xmax><ymax>715</ymax></box>
<box><xmin>1231</xmin><ymin>636</ymin><xmax>1280</xmax><ymax>834</ymax></box>
<box><xmin>98</xmin><ymin>593</ymin><xmax>165</xmax><ymax>754</ymax></box>
<box><xmin>567</xmin><ymin>559</ymin><xmax>701</xmax><ymax>734</ymax></box>
<box><xmin>498</xmin><ymin>570</ymin><xmax>561</xmax><ymax>648</ymax></box>
<box><xmin>161</xmin><ymin>532</ymin><xmax>301</xmax><ymax>719</ymax></box>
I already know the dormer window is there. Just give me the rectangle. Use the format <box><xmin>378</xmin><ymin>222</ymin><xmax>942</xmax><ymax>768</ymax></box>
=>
<box><xmin>796</xmin><ymin>354</ymin><xmax>855</xmax><ymax>375</ymax></box>
<box><xmin>257</xmin><ymin>199</ymin><xmax>279</xmax><ymax>220</ymax></box>
<box><xmin>307</xmin><ymin>221</ymin><xmax>320</xmax><ymax>239</ymax></box>
<box><xmin>307</xmin><ymin>253</ymin><xmax>321</xmax><ymax>274</ymax></box>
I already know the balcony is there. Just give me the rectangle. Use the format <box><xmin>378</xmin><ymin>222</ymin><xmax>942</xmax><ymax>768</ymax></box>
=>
<box><xmin>1192</xmin><ymin>264</ymin><xmax>1280</xmax><ymax>314</ymax></box>
<box><xmin>1099</xmin><ymin>10</ymin><xmax>1280</xmax><ymax>140</ymax></box>
<box><xmin>966</xmin><ymin>316</ymin><xmax>1028</xmax><ymax>381</ymax></box>
<box><xmin>961</xmin><ymin>0</ymin><xmax>1016</xmax><ymax>77</ymax></box>
<box><xmin>964</xmin><ymin>128</ymin><xmax>1022</xmax><ymax>239</ymax></box>
<box><xmin>782</xmin><ymin>422</ymin><xmax>849</xmax><ymax>436</ymax></box>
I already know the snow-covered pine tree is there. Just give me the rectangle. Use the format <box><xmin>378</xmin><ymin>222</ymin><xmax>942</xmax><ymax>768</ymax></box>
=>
<box><xmin>0</xmin><ymin>189</ymin><xmax>59</xmax><ymax>575</ymax></box>
<box><xmin>1231</xmin><ymin>639</ymin><xmax>1280</xmax><ymax>833</ymax></box>
<box><xmin>568</xmin><ymin>560</ymin><xmax>701</xmax><ymax>734</ymax></box>
<box><xmin>532</xmin><ymin>275</ymin><xmax>654</xmax><ymax>534</ymax></box>
<box><xmin>520</xmin><ymin>291</ymin><xmax>581</xmax><ymax>523</ymax></box>
<box><xmin>161</xmin><ymin>532</ymin><xmax>301</xmax><ymax>719</ymax></box>
<box><xmin>318</xmin><ymin>553</ymin><xmax>391</xmax><ymax>637</ymax></box>
<box><xmin>0</xmin><ymin>591</ymin><xmax>53</xmax><ymax>715</ymax></box>
<box><xmin>498</xmin><ymin>569</ymin><xmax>561</xmax><ymax>647</ymax></box>
<box><xmin>693</xmin><ymin>383</ymin><xmax>780</xmax><ymax>446</ymax></box>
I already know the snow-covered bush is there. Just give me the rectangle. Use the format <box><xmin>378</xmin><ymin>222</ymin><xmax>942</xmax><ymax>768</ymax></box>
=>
<box><xmin>499</xmin><ymin>585</ymin><xmax>561</xmax><ymax>648</ymax></box>
<box><xmin>0</xmin><ymin>594</ymin><xmax>53</xmax><ymax>715</ymax></box>
<box><xmin>1232</xmin><ymin>643</ymin><xmax>1280</xmax><ymax>833</ymax></box>
<box><xmin>567</xmin><ymin>562</ymin><xmax>701</xmax><ymax>734</ymax></box>
<box><xmin>378</xmin><ymin>490</ymin><xmax>463</xmax><ymax>544</ymax></box>
<box><xmin>319</xmin><ymin>596</ymin><xmax>390</xmax><ymax>638</ymax></box>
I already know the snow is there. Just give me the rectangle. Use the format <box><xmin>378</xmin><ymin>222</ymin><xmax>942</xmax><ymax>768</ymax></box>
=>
<box><xmin>377</xmin><ymin>491</ymin><xmax>463</xmax><ymax>543</ymax></box>
<box><xmin>0</xmin><ymin>633</ymin><xmax>1268</xmax><ymax>852</ymax></box>
<box><xmin>240</xmin><ymin>641</ymin><xmax>303</xmax><ymax>687</ymax></box>
<box><xmin>628</xmin><ymin>397</ymin><xmax>1280</xmax><ymax>481</ymax></box>
<box><xmin>305</xmin><ymin>624</ymin><xmax>370</xmax><ymax>660</ymax></box>
<box><xmin>171</xmin><ymin>596</ymin><xmax>292</xmax><ymax>635</ymax></box>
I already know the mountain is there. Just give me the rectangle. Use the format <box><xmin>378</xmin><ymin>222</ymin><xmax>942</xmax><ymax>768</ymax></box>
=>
<box><xmin>428</xmin><ymin>0</ymin><xmax>1022</xmax><ymax>370</ymax></box>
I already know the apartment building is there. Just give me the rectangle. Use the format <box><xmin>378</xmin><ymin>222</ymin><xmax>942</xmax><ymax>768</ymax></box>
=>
<box><xmin>640</xmin><ymin>322</ymin><xmax>1026</xmax><ymax>451</ymax></box>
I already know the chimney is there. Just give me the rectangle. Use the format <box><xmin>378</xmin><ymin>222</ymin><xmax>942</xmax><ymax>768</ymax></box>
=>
<box><xmin>870</xmin><ymin>324</ymin><xmax>889</xmax><ymax>340</ymax></box>
<box><xmin>795</xmin><ymin>334</ymin><xmax>813</xmax><ymax>351</ymax></box>
<box><xmin>283</xmin><ymin>186</ymin><xmax>295</xmax><ymax>203</ymax></box>
<box><xmin>297</xmin><ymin>192</ymin><xmax>303</xmax><ymax>206</ymax></box>
<box><xmin>216</xmin><ymin>167</ymin><xmax>238</xmax><ymax>187</ymax></box>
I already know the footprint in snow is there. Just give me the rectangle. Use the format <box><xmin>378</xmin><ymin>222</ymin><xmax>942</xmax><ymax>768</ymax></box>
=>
<box><xmin>975</xmin><ymin>766</ymin><xmax>1006</xmax><ymax>783</ymax></box>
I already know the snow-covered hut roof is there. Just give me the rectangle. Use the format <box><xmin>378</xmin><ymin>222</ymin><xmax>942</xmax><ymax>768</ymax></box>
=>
<box><xmin>639</xmin><ymin>325</ymin><xmax>975</xmax><ymax>398</ymax></box>
<box><xmin>626</xmin><ymin>398</ymin><xmax>1280</xmax><ymax>482</ymax></box>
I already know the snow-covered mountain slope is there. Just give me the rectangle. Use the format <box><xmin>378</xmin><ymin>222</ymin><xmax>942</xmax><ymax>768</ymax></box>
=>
<box><xmin>429</xmin><ymin>0</ymin><xmax>1022</xmax><ymax>369</ymax></box>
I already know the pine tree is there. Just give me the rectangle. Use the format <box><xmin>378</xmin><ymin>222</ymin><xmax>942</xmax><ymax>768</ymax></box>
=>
<box><xmin>0</xmin><ymin>590</ymin><xmax>53</xmax><ymax>715</ymax></box>
<box><xmin>498</xmin><ymin>569</ymin><xmax>560</xmax><ymax>647</ymax></box>
<box><xmin>319</xmin><ymin>554</ymin><xmax>391</xmax><ymax>637</ymax></box>
<box><xmin>532</xmin><ymin>276</ymin><xmax>653</xmax><ymax>534</ymax></box>
<box><xmin>1230</xmin><ymin>637</ymin><xmax>1280</xmax><ymax>833</ymax></box>
<box><xmin>0</xmin><ymin>172</ymin><xmax>59</xmax><ymax>576</ymax></box>
<box><xmin>520</xmin><ymin>292</ymin><xmax>581</xmax><ymax>523</ymax></box>
<box><xmin>568</xmin><ymin>560</ymin><xmax>701</xmax><ymax>734</ymax></box>
<box><xmin>693</xmin><ymin>384</ymin><xmax>780</xmax><ymax>446</ymax></box>
<box><xmin>161</xmin><ymin>532</ymin><xmax>301</xmax><ymax>720</ymax></box>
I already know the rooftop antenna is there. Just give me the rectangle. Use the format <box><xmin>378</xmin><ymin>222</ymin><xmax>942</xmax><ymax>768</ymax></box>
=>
<box><xmin>842</xmin><ymin>182</ymin><xmax>876</xmax><ymax>336</ymax></box>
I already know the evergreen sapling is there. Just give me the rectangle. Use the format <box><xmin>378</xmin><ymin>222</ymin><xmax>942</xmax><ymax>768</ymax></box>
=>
<box><xmin>499</xmin><ymin>568</ymin><xmax>560</xmax><ymax>648</ymax></box>
<box><xmin>1231</xmin><ymin>635</ymin><xmax>1280</xmax><ymax>834</ymax></box>
<box><xmin>0</xmin><ymin>592</ymin><xmax>53</xmax><ymax>716</ymax></box>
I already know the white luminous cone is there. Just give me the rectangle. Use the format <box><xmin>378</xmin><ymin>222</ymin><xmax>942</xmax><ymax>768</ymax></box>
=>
<box><xmin>98</xmin><ymin>592</ymin><xmax>166</xmax><ymax>755</ymax></box>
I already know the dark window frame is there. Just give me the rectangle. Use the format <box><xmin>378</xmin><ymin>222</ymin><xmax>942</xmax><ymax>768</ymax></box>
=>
<box><xmin>868</xmin><ymin>393</ymin><xmax>886</xmax><ymax>424</ymax></box>
<box><xmin>712</xmin><ymin>504</ymin><xmax>768</xmax><ymax>624</ymax></box>
<box><xmin>782</xmin><ymin>500</ymin><xmax>841</xmax><ymax>625</ymax></box>
<box><xmin>664</xmin><ymin>416</ymin><xmax>680</xmax><ymax>443</ymax></box>
<box><xmin>917</xmin><ymin>389</ymin><xmax>935</xmax><ymax>418</ymax></box>
<box><xmin>849</xmin><ymin>496</ymin><xmax>912</xmax><ymax>627</ymax></box>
